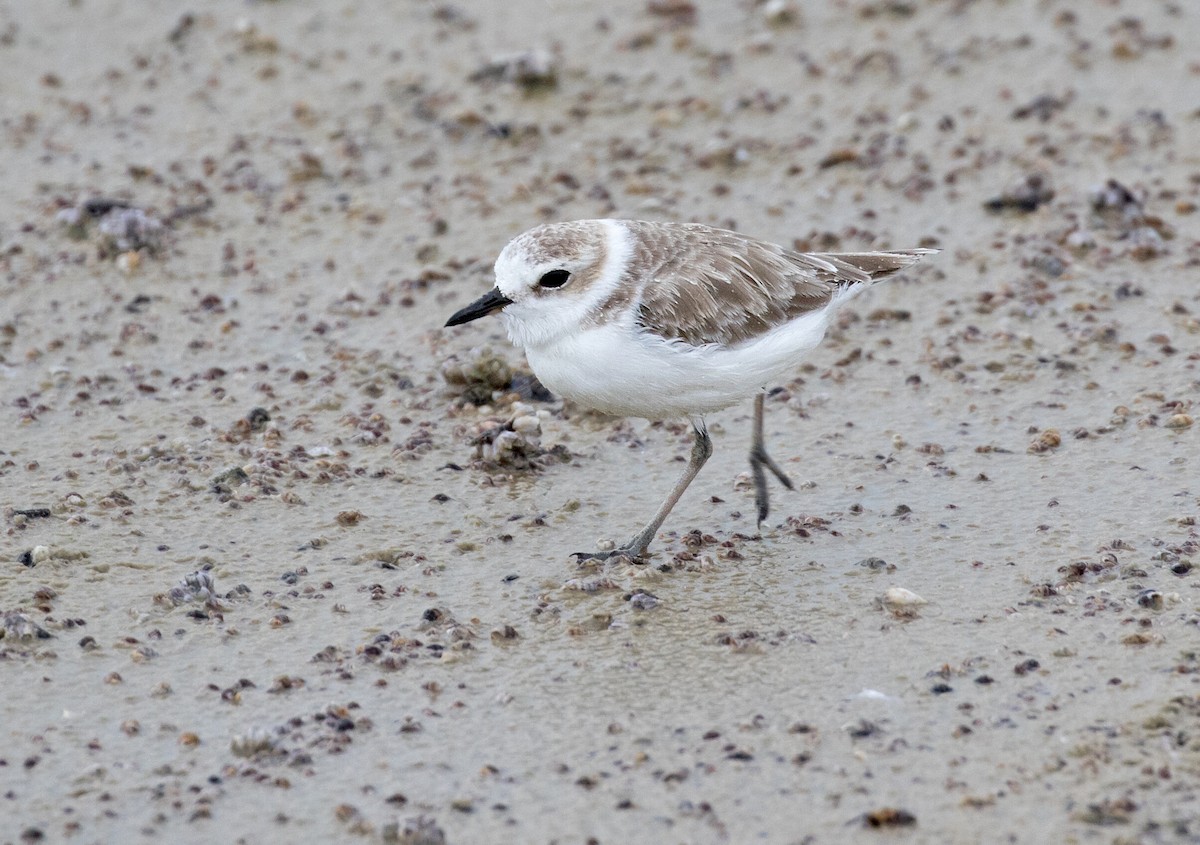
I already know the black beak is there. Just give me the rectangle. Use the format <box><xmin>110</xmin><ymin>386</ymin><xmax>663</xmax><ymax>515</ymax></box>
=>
<box><xmin>444</xmin><ymin>288</ymin><xmax>513</xmax><ymax>327</ymax></box>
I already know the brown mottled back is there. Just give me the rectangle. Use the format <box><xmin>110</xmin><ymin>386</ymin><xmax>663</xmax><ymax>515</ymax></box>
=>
<box><xmin>625</xmin><ymin>222</ymin><xmax>926</xmax><ymax>346</ymax></box>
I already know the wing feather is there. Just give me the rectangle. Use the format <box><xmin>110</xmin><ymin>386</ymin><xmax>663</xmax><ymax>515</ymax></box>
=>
<box><xmin>627</xmin><ymin>222</ymin><xmax>930</xmax><ymax>346</ymax></box>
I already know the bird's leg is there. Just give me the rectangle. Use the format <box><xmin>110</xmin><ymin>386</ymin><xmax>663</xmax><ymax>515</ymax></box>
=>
<box><xmin>574</xmin><ymin>420</ymin><xmax>713</xmax><ymax>562</ymax></box>
<box><xmin>749</xmin><ymin>391</ymin><xmax>793</xmax><ymax>526</ymax></box>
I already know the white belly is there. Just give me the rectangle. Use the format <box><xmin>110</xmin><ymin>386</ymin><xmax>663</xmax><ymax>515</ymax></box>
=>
<box><xmin>521</xmin><ymin>314</ymin><xmax>833</xmax><ymax>420</ymax></box>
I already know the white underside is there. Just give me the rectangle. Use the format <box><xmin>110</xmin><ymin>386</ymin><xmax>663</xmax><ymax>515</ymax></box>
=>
<box><xmin>519</xmin><ymin>286</ymin><xmax>861</xmax><ymax>419</ymax></box>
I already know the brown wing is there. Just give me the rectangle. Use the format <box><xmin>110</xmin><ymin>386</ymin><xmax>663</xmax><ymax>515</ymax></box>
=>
<box><xmin>629</xmin><ymin>221</ymin><xmax>928</xmax><ymax>346</ymax></box>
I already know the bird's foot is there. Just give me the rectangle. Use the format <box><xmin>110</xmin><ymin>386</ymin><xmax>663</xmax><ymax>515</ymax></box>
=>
<box><xmin>750</xmin><ymin>445</ymin><xmax>794</xmax><ymax>526</ymax></box>
<box><xmin>571</xmin><ymin>543</ymin><xmax>649</xmax><ymax>564</ymax></box>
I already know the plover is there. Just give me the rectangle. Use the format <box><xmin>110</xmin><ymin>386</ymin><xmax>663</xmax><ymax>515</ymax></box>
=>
<box><xmin>446</xmin><ymin>219</ymin><xmax>933</xmax><ymax>560</ymax></box>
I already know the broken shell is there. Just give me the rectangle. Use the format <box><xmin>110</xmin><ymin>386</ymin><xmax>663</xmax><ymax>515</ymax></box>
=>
<box><xmin>1064</xmin><ymin>229</ymin><xmax>1096</xmax><ymax>251</ymax></box>
<box><xmin>115</xmin><ymin>250</ymin><xmax>141</xmax><ymax>275</ymax></box>
<box><xmin>166</xmin><ymin>570</ymin><xmax>218</xmax><ymax>606</ymax></box>
<box><xmin>628</xmin><ymin>592</ymin><xmax>660</xmax><ymax>610</ymax></box>
<box><xmin>882</xmin><ymin>587</ymin><xmax>927</xmax><ymax>618</ymax></box>
<box><xmin>511</xmin><ymin>414</ymin><xmax>540</xmax><ymax>436</ymax></box>
<box><xmin>472</xmin><ymin>50</ymin><xmax>558</xmax><ymax>89</ymax></box>
<box><xmin>883</xmin><ymin>587</ymin><xmax>926</xmax><ymax>607</ymax></box>
<box><xmin>441</xmin><ymin>346</ymin><xmax>513</xmax><ymax>404</ymax></box>
<box><xmin>231</xmin><ymin>727</ymin><xmax>279</xmax><ymax>758</ymax></box>
<box><xmin>381</xmin><ymin>815</ymin><xmax>446</xmax><ymax>845</ymax></box>
<box><xmin>761</xmin><ymin>0</ymin><xmax>799</xmax><ymax>26</ymax></box>
<box><xmin>490</xmin><ymin>625</ymin><xmax>520</xmax><ymax>642</ymax></box>
<box><xmin>1028</xmin><ymin>429</ymin><xmax>1062</xmax><ymax>453</ymax></box>
<box><xmin>1135</xmin><ymin>589</ymin><xmax>1163</xmax><ymax>610</ymax></box>
<box><xmin>983</xmin><ymin>173</ymin><xmax>1054</xmax><ymax>214</ymax></box>
<box><xmin>2</xmin><ymin>611</ymin><xmax>52</xmax><ymax>640</ymax></box>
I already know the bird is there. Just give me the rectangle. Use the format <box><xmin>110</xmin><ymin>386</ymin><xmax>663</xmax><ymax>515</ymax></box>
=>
<box><xmin>445</xmin><ymin>219</ymin><xmax>934</xmax><ymax>560</ymax></box>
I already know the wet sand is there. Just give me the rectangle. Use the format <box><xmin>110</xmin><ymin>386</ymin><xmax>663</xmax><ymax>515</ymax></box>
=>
<box><xmin>2</xmin><ymin>1</ymin><xmax>1198</xmax><ymax>842</ymax></box>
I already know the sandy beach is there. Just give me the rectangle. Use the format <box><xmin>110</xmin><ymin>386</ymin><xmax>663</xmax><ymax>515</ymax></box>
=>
<box><xmin>2</xmin><ymin>1</ymin><xmax>1197</xmax><ymax>842</ymax></box>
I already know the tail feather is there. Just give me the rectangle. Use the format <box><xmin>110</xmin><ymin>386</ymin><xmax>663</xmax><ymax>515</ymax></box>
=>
<box><xmin>812</xmin><ymin>249</ymin><xmax>937</xmax><ymax>284</ymax></box>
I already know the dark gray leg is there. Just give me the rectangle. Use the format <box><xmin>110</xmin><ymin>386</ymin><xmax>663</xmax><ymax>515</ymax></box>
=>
<box><xmin>749</xmin><ymin>392</ymin><xmax>793</xmax><ymax>525</ymax></box>
<box><xmin>575</xmin><ymin>420</ymin><xmax>713</xmax><ymax>561</ymax></box>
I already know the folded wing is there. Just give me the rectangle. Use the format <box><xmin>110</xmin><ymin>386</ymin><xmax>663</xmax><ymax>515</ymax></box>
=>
<box><xmin>630</xmin><ymin>222</ymin><xmax>931</xmax><ymax>346</ymax></box>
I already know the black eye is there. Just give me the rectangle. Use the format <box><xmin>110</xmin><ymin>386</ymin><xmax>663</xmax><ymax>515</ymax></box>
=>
<box><xmin>538</xmin><ymin>269</ymin><xmax>571</xmax><ymax>289</ymax></box>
